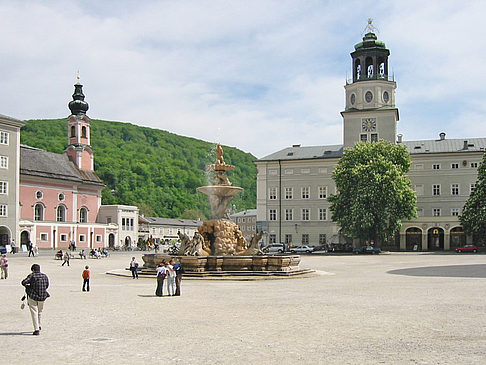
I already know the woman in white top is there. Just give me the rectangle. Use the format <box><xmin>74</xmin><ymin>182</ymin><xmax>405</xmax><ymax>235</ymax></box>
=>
<box><xmin>166</xmin><ymin>260</ymin><xmax>176</xmax><ymax>296</ymax></box>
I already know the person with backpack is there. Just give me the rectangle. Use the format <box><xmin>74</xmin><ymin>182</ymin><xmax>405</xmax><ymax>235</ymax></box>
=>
<box><xmin>173</xmin><ymin>259</ymin><xmax>184</xmax><ymax>296</ymax></box>
<box><xmin>155</xmin><ymin>262</ymin><xmax>167</xmax><ymax>297</ymax></box>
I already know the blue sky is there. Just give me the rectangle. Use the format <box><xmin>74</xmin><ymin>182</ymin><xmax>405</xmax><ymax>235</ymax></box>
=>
<box><xmin>1</xmin><ymin>0</ymin><xmax>485</xmax><ymax>157</ymax></box>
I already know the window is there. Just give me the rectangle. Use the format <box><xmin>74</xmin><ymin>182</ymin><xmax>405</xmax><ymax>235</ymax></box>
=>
<box><xmin>285</xmin><ymin>209</ymin><xmax>293</xmax><ymax>221</ymax></box>
<box><xmin>301</xmin><ymin>209</ymin><xmax>309</xmax><ymax>221</ymax></box>
<box><xmin>415</xmin><ymin>164</ymin><xmax>424</xmax><ymax>170</ymax></box>
<box><xmin>130</xmin><ymin>218</ymin><xmax>134</xmax><ymax>231</ymax></box>
<box><xmin>319</xmin><ymin>234</ymin><xmax>326</xmax><ymax>245</ymax></box>
<box><xmin>79</xmin><ymin>235</ymin><xmax>85</xmax><ymax>242</ymax></box>
<box><xmin>285</xmin><ymin>187</ymin><xmax>293</xmax><ymax>200</ymax></box>
<box><xmin>318</xmin><ymin>168</ymin><xmax>327</xmax><ymax>174</ymax></box>
<box><xmin>433</xmin><ymin>208</ymin><xmax>441</xmax><ymax>217</ymax></box>
<box><xmin>432</xmin><ymin>184</ymin><xmax>440</xmax><ymax>196</ymax></box>
<box><xmin>318</xmin><ymin>186</ymin><xmax>327</xmax><ymax>199</ymax></box>
<box><xmin>451</xmin><ymin>184</ymin><xmax>459</xmax><ymax>196</ymax></box>
<box><xmin>471</xmin><ymin>162</ymin><xmax>479</xmax><ymax>168</ymax></box>
<box><xmin>370</xmin><ymin>133</ymin><xmax>378</xmax><ymax>142</ymax></box>
<box><xmin>301</xmin><ymin>168</ymin><xmax>310</xmax><ymax>174</ymax></box>
<box><xmin>122</xmin><ymin>218</ymin><xmax>126</xmax><ymax>230</ymax></box>
<box><xmin>269</xmin><ymin>209</ymin><xmax>277</xmax><ymax>221</ymax></box>
<box><xmin>319</xmin><ymin>208</ymin><xmax>327</xmax><ymax>221</ymax></box>
<box><xmin>79</xmin><ymin>207</ymin><xmax>88</xmax><ymax>223</ymax></box>
<box><xmin>417</xmin><ymin>208</ymin><xmax>424</xmax><ymax>217</ymax></box>
<box><xmin>40</xmin><ymin>233</ymin><xmax>48</xmax><ymax>241</ymax></box>
<box><xmin>36</xmin><ymin>190</ymin><xmax>43</xmax><ymax>199</ymax></box>
<box><xmin>0</xmin><ymin>204</ymin><xmax>6</xmax><ymax>217</ymax></box>
<box><xmin>34</xmin><ymin>204</ymin><xmax>44</xmax><ymax>221</ymax></box>
<box><xmin>242</xmin><ymin>218</ymin><xmax>246</xmax><ymax>223</ymax></box>
<box><xmin>70</xmin><ymin>126</ymin><xmax>76</xmax><ymax>137</ymax></box>
<box><xmin>269</xmin><ymin>169</ymin><xmax>277</xmax><ymax>175</ymax></box>
<box><xmin>432</xmin><ymin>164</ymin><xmax>440</xmax><ymax>170</ymax></box>
<box><xmin>241</xmin><ymin>226</ymin><xmax>245</xmax><ymax>231</ymax></box>
<box><xmin>302</xmin><ymin>234</ymin><xmax>309</xmax><ymax>245</ymax></box>
<box><xmin>237</xmin><ymin>218</ymin><xmax>241</xmax><ymax>223</ymax></box>
<box><xmin>106</xmin><ymin>217</ymin><xmax>112</xmax><ymax>224</ymax></box>
<box><xmin>96</xmin><ymin>235</ymin><xmax>102</xmax><ymax>242</ymax></box>
<box><xmin>0</xmin><ymin>131</ymin><xmax>8</xmax><ymax>145</ymax></box>
<box><xmin>451</xmin><ymin>163</ymin><xmax>459</xmax><ymax>169</ymax></box>
<box><xmin>470</xmin><ymin>183</ymin><xmax>476</xmax><ymax>194</ymax></box>
<box><xmin>301</xmin><ymin>187</ymin><xmax>310</xmax><ymax>199</ymax></box>
<box><xmin>0</xmin><ymin>156</ymin><xmax>7</xmax><ymax>169</ymax></box>
<box><xmin>58</xmin><ymin>193</ymin><xmax>65</xmax><ymax>201</ymax></box>
<box><xmin>451</xmin><ymin>208</ymin><xmax>460</xmax><ymax>216</ymax></box>
<box><xmin>269</xmin><ymin>187</ymin><xmax>277</xmax><ymax>200</ymax></box>
<box><xmin>269</xmin><ymin>234</ymin><xmax>276</xmax><ymax>244</ymax></box>
<box><xmin>360</xmin><ymin>134</ymin><xmax>367</xmax><ymax>142</ymax></box>
<box><xmin>413</xmin><ymin>184</ymin><xmax>424</xmax><ymax>196</ymax></box>
<box><xmin>284</xmin><ymin>169</ymin><xmax>293</xmax><ymax>175</ymax></box>
<box><xmin>0</xmin><ymin>181</ymin><xmax>7</xmax><ymax>194</ymax></box>
<box><xmin>56</xmin><ymin>205</ymin><xmax>66</xmax><ymax>222</ymax></box>
<box><xmin>81</xmin><ymin>126</ymin><xmax>87</xmax><ymax>138</ymax></box>
<box><xmin>60</xmin><ymin>234</ymin><xmax>67</xmax><ymax>242</ymax></box>
<box><xmin>285</xmin><ymin>234</ymin><xmax>292</xmax><ymax>244</ymax></box>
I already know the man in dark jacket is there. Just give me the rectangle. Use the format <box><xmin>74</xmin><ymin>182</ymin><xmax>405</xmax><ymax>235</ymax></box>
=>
<box><xmin>21</xmin><ymin>264</ymin><xmax>50</xmax><ymax>335</ymax></box>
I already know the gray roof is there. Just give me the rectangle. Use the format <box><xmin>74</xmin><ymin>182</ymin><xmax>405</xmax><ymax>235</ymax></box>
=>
<box><xmin>20</xmin><ymin>145</ymin><xmax>103</xmax><ymax>186</ymax></box>
<box><xmin>0</xmin><ymin>113</ymin><xmax>25</xmax><ymax>127</ymax></box>
<box><xmin>230</xmin><ymin>209</ymin><xmax>257</xmax><ymax>218</ymax></box>
<box><xmin>139</xmin><ymin>216</ymin><xmax>203</xmax><ymax>227</ymax></box>
<box><xmin>257</xmin><ymin>138</ymin><xmax>486</xmax><ymax>162</ymax></box>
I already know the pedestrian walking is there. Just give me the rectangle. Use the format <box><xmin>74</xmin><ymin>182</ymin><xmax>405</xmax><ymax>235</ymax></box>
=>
<box><xmin>28</xmin><ymin>240</ymin><xmax>35</xmax><ymax>257</ymax></box>
<box><xmin>155</xmin><ymin>263</ymin><xmax>167</xmax><ymax>297</ymax></box>
<box><xmin>173</xmin><ymin>260</ymin><xmax>184</xmax><ymax>296</ymax></box>
<box><xmin>129</xmin><ymin>257</ymin><xmax>139</xmax><ymax>279</ymax></box>
<box><xmin>61</xmin><ymin>251</ymin><xmax>70</xmax><ymax>266</ymax></box>
<box><xmin>167</xmin><ymin>260</ymin><xmax>176</xmax><ymax>296</ymax></box>
<box><xmin>0</xmin><ymin>254</ymin><xmax>8</xmax><ymax>279</ymax></box>
<box><xmin>82</xmin><ymin>266</ymin><xmax>90</xmax><ymax>292</ymax></box>
<box><xmin>10</xmin><ymin>239</ymin><xmax>16</xmax><ymax>254</ymax></box>
<box><xmin>21</xmin><ymin>264</ymin><xmax>50</xmax><ymax>335</ymax></box>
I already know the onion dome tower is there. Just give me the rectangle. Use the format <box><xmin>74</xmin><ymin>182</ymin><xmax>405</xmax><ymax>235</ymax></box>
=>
<box><xmin>65</xmin><ymin>75</ymin><xmax>94</xmax><ymax>171</ymax></box>
<box><xmin>341</xmin><ymin>19</ymin><xmax>399</xmax><ymax>149</ymax></box>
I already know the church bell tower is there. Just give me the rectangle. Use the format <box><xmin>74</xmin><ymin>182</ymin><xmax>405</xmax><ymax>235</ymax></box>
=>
<box><xmin>341</xmin><ymin>20</ymin><xmax>399</xmax><ymax>149</ymax></box>
<box><xmin>65</xmin><ymin>77</ymin><xmax>94</xmax><ymax>171</ymax></box>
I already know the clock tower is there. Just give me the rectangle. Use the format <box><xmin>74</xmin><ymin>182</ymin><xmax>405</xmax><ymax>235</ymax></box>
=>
<box><xmin>341</xmin><ymin>21</ymin><xmax>399</xmax><ymax>149</ymax></box>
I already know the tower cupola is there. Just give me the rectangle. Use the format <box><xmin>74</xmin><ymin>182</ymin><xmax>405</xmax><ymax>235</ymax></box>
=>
<box><xmin>68</xmin><ymin>82</ymin><xmax>89</xmax><ymax>115</ymax></box>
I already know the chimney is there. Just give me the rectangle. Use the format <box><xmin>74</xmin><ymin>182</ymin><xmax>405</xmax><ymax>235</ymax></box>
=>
<box><xmin>397</xmin><ymin>134</ymin><xmax>403</xmax><ymax>143</ymax></box>
<box><xmin>463</xmin><ymin>140</ymin><xmax>468</xmax><ymax>150</ymax></box>
<box><xmin>439</xmin><ymin>132</ymin><xmax>446</xmax><ymax>140</ymax></box>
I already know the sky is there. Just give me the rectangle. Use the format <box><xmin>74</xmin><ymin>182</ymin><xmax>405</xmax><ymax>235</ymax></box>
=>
<box><xmin>1</xmin><ymin>0</ymin><xmax>485</xmax><ymax>158</ymax></box>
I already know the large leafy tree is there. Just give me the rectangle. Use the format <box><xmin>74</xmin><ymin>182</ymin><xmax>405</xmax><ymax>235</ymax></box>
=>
<box><xmin>328</xmin><ymin>140</ymin><xmax>417</xmax><ymax>244</ymax></box>
<box><xmin>460</xmin><ymin>152</ymin><xmax>486</xmax><ymax>244</ymax></box>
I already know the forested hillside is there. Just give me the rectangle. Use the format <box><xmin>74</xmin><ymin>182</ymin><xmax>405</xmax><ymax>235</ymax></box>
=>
<box><xmin>21</xmin><ymin>119</ymin><xmax>257</xmax><ymax>219</ymax></box>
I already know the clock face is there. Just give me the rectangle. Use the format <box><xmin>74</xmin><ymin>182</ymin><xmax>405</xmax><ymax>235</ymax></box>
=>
<box><xmin>350</xmin><ymin>93</ymin><xmax>356</xmax><ymax>105</ymax></box>
<box><xmin>383</xmin><ymin>91</ymin><xmax>389</xmax><ymax>103</ymax></box>
<box><xmin>365</xmin><ymin>91</ymin><xmax>373</xmax><ymax>103</ymax></box>
<box><xmin>362</xmin><ymin>118</ymin><xmax>376</xmax><ymax>132</ymax></box>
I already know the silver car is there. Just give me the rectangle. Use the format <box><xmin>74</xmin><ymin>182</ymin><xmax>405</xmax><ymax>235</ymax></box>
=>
<box><xmin>290</xmin><ymin>245</ymin><xmax>314</xmax><ymax>254</ymax></box>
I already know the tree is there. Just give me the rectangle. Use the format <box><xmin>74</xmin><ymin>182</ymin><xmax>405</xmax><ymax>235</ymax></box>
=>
<box><xmin>328</xmin><ymin>141</ymin><xmax>417</xmax><ymax>244</ymax></box>
<box><xmin>460</xmin><ymin>152</ymin><xmax>486</xmax><ymax>244</ymax></box>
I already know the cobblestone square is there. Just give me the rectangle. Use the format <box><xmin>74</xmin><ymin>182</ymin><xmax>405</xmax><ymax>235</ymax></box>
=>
<box><xmin>1</xmin><ymin>252</ymin><xmax>485</xmax><ymax>364</ymax></box>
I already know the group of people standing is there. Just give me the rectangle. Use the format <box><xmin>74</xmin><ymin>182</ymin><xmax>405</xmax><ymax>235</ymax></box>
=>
<box><xmin>156</xmin><ymin>259</ymin><xmax>183</xmax><ymax>297</ymax></box>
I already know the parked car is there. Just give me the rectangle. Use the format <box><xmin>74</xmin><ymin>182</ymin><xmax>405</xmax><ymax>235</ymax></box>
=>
<box><xmin>263</xmin><ymin>243</ymin><xmax>285</xmax><ymax>253</ymax></box>
<box><xmin>353</xmin><ymin>246</ymin><xmax>381</xmax><ymax>254</ymax></box>
<box><xmin>0</xmin><ymin>246</ymin><xmax>6</xmax><ymax>254</ymax></box>
<box><xmin>455</xmin><ymin>245</ymin><xmax>479</xmax><ymax>253</ymax></box>
<box><xmin>290</xmin><ymin>245</ymin><xmax>315</xmax><ymax>254</ymax></box>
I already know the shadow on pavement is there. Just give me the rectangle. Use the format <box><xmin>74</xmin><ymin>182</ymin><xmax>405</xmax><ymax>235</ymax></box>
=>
<box><xmin>0</xmin><ymin>332</ymin><xmax>34</xmax><ymax>336</ymax></box>
<box><xmin>137</xmin><ymin>294</ymin><xmax>159</xmax><ymax>297</ymax></box>
<box><xmin>388</xmin><ymin>264</ymin><xmax>486</xmax><ymax>278</ymax></box>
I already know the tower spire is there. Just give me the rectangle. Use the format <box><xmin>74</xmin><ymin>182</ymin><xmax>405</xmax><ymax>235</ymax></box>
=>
<box><xmin>68</xmin><ymin>74</ymin><xmax>89</xmax><ymax>116</ymax></box>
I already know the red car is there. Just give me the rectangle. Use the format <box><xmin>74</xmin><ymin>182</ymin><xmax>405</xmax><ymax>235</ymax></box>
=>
<box><xmin>456</xmin><ymin>245</ymin><xmax>479</xmax><ymax>253</ymax></box>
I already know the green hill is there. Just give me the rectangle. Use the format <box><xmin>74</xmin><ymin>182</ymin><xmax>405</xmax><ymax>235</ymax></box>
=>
<box><xmin>20</xmin><ymin>118</ymin><xmax>257</xmax><ymax>219</ymax></box>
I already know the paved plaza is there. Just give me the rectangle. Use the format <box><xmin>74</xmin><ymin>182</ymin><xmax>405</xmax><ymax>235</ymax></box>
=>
<box><xmin>1</xmin><ymin>251</ymin><xmax>485</xmax><ymax>364</ymax></box>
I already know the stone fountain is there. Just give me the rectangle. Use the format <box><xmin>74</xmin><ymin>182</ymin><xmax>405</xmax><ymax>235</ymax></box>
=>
<box><xmin>140</xmin><ymin>144</ymin><xmax>309</xmax><ymax>277</ymax></box>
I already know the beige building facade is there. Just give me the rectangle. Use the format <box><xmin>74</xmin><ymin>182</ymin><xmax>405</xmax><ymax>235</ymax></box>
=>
<box><xmin>256</xmin><ymin>31</ymin><xmax>485</xmax><ymax>251</ymax></box>
<box><xmin>230</xmin><ymin>209</ymin><xmax>257</xmax><ymax>242</ymax></box>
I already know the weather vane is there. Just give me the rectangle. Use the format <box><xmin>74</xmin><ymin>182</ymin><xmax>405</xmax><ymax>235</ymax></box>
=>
<box><xmin>76</xmin><ymin>69</ymin><xmax>81</xmax><ymax>83</ymax></box>
<box><xmin>362</xmin><ymin>18</ymin><xmax>379</xmax><ymax>35</ymax></box>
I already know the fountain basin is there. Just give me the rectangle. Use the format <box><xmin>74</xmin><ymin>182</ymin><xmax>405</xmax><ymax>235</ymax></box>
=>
<box><xmin>196</xmin><ymin>185</ymin><xmax>243</xmax><ymax>197</ymax></box>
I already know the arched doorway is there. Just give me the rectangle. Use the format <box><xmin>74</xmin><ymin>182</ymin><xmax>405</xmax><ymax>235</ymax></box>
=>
<box><xmin>406</xmin><ymin>227</ymin><xmax>422</xmax><ymax>251</ymax></box>
<box><xmin>108</xmin><ymin>233</ymin><xmax>115</xmax><ymax>248</ymax></box>
<box><xmin>0</xmin><ymin>226</ymin><xmax>11</xmax><ymax>246</ymax></box>
<box><xmin>21</xmin><ymin>231</ymin><xmax>30</xmax><ymax>249</ymax></box>
<box><xmin>124</xmin><ymin>236</ymin><xmax>132</xmax><ymax>248</ymax></box>
<box><xmin>450</xmin><ymin>227</ymin><xmax>466</xmax><ymax>249</ymax></box>
<box><xmin>428</xmin><ymin>227</ymin><xmax>444</xmax><ymax>251</ymax></box>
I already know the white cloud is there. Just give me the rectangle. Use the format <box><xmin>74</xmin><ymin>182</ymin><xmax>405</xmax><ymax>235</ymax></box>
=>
<box><xmin>0</xmin><ymin>0</ymin><xmax>485</xmax><ymax>157</ymax></box>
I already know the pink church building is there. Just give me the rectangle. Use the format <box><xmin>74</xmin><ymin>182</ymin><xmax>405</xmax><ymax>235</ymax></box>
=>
<box><xmin>18</xmin><ymin>82</ymin><xmax>137</xmax><ymax>249</ymax></box>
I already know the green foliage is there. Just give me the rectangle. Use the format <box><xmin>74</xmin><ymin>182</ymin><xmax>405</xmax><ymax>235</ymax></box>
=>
<box><xmin>328</xmin><ymin>141</ymin><xmax>417</xmax><ymax>244</ymax></box>
<box><xmin>460</xmin><ymin>152</ymin><xmax>486</xmax><ymax>243</ymax></box>
<box><xmin>21</xmin><ymin>118</ymin><xmax>256</xmax><ymax>218</ymax></box>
